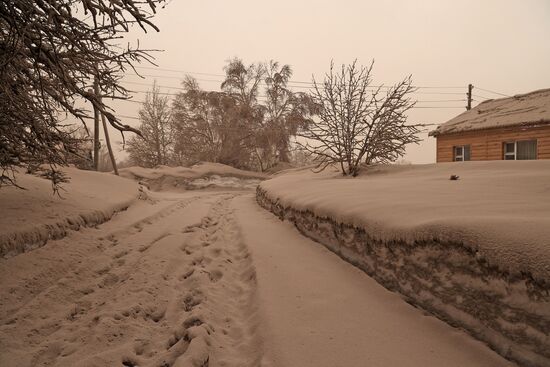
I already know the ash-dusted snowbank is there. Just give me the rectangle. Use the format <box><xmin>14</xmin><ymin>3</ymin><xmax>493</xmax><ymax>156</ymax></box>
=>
<box><xmin>120</xmin><ymin>162</ymin><xmax>267</xmax><ymax>191</ymax></box>
<box><xmin>257</xmin><ymin>160</ymin><xmax>550</xmax><ymax>367</ymax></box>
<box><xmin>259</xmin><ymin>161</ymin><xmax>550</xmax><ymax>282</ymax></box>
<box><xmin>0</xmin><ymin>168</ymin><xmax>139</xmax><ymax>257</ymax></box>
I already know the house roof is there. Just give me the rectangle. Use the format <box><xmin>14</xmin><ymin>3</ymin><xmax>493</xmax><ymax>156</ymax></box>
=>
<box><xmin>429</xmin><ymin>88</ymin><xmax>550</xmax><ymax>136</ymax></box>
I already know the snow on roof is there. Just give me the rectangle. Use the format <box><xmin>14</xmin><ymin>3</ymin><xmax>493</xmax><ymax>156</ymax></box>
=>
<box><xmin>259</xmin><ymin>160</ymin><xmax>550</xmax><ymax>282</ymax></box>
<box><xmin>429</xmin><ymin>88</ymin><xmax>550</xmax><ymax>136</ymax></box>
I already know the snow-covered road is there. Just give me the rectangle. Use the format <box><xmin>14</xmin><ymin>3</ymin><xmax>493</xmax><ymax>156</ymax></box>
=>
<box><xmin>0</xmin><ymin>190</ymin><xmax>513</xmax><ymax>366</ymax></box>
<box><xmin>234</xmin><ymin>194</ymin><xmax>513</xmax><ymax>367</ymax></box>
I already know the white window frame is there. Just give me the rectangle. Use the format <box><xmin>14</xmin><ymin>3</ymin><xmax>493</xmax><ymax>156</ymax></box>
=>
<box><xmin>503</xmin><ymin>140</ymin><xmax>537</xmax><ymax>160</ymax></box>
<box><xmin>453</xmin><ymin>145</ymin><xmax>470</xmax><ymax>161</ymax></box>
<box><xmin>504</xmin><ymin>141</ymin><xmax>517</xmax><ymax>160</ymax></box>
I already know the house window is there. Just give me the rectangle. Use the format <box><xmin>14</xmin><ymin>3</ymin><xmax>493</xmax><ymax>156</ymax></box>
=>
<box><xmin>503</xmin><ymin>140</ymin><xmax>537</xmax><ymax>160</ymax></box>
<box><xmin>453</xmin><ymin>145</ymin><xmax>471</xmax><ymax>161</ymax></box>
<box><xmin>504</xmin><ymin>142</ymin><xmax>516</xmax><ymax>160</ymax></box>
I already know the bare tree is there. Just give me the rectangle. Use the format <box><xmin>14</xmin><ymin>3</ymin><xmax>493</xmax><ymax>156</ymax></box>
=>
<box><xmin>220</xmin><ymin>58</ymin><xmax>265</xmax><ymax>169</ymax></box>
<box><xmin>171</xmin><ymin>76</ymin><xmax>225</xmax><ymax>164</ymax></box>
<box><xmin>220</xmin><ymin>58</ymin><xmax>313</xmax><ymax>171</ymax></box>
<box><xmin>0</xmin><ymin>0</ymin><xmax>164</xmax><ymax>186</ymax></box>
<box><xmin>127</xmin><ymin>82</ymin><xmax>173</xmax><ymax>167</ymax></box>
<box><xmin>260</xmin><ymin>61</ymin><xmax>312</xmax><ymax>169</ymax></box>
<box><xmin>298</xmin><ymin>60</ymin><xmax>421</xmax><ymax>176</ymax></box>
<box><xmin>171</xmin><ymin>76</ymin><xmax>253</xmax><ymax>168</ymax></box>
<box><xmin>169</xmin><ymin>58</ymin><xmax>314</xmax><ymax>172</ymax></box>
<box><xmin>221</xmin><ymin>58</ymin><xmax>264</xmax><ymax>108</ymax></box>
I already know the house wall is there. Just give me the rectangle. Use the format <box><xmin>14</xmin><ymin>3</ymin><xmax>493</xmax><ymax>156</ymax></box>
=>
<box><xmin>435</xmin><ymin>125</ymin><xmax>550</xmax><ymax>162</ymax></box>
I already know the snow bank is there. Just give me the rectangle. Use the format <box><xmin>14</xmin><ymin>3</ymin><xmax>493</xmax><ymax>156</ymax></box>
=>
<box><xmin>257</xmin><ymin>160</ymin><xmax>550</xmax><ymax>367</ymax></box>
<box><xmin>0</xmin><ymin>168</ymin><xmax>140</xmax><ymax>257</ymax></box>
<box><xmin>120</xmin><ymin>162</ymin><xmax>267</xmax><ymax>191</ymax></box>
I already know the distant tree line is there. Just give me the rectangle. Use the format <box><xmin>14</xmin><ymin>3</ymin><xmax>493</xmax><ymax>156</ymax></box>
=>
<box><xmin>0</xmin><ymin>0</ymin><xmax>422</xmax><ymax>188</ymax></box>
<box><xmin>127</xmin><ymin>59</ymin><xmax>422</xmax><ymax>175</ymax></box>
<box><xmin>127</xmin><ymin>58</ymin><xmax>314</xmax><ymax>172</ymax></box>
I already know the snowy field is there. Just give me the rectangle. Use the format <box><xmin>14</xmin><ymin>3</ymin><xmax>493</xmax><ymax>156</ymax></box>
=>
<box><xmin>258</xmin><ymin>160</ymin><xmax>550</xmax><ymax>366</ymax></box>
<box><xmin>0</xmin><ymin>163</ymin><xmax>533</xmax><ymax>366</ymax></box>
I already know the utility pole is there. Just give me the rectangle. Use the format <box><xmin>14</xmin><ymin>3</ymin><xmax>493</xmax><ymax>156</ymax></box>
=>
<box><xmin>99</xmin><ymin>93</ymin><xmax>119</xmax><ymax>175</ymax></box>
<box><xmin>93</xmin><ymin>77</ymin><xmax>100</xmax><ymax>171</ymax></box>
<box><xmin>466</xmin><ymin>83</ymin><xmax>473</xmax><ymax>110</ymax></box>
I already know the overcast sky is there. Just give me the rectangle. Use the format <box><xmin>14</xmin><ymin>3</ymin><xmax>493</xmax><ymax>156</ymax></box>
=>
<box><xmin>104</xmin><ymin>0</ymin><xmax>550</xmax><ymax>163</ymax></box>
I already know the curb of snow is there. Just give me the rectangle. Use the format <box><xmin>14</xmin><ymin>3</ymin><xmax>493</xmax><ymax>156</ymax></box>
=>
<box><xmin>256</xmin><ymin>186</ymin><xmax>550</xmax><ymax>367</ymax></box>
<box><xmin>0</xmin><ymin>196</ymin><xmax>138</xmax><ymax>258</ymax></box>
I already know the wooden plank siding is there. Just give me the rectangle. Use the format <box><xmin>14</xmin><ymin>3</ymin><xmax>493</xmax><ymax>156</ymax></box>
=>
<box><xmin>436</xmin><ymin>125</ymin><xmax>550</xmax><ymax>162</ymax></box>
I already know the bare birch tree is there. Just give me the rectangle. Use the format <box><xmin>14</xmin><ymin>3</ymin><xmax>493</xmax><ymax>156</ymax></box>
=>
<box><xmin>0</xmin><ymin>0</ymin><xmax>164</xmax><ymax>186</ymax></box>
<box><xmin>169</xmin><ymin>58</ymin><xmax>314</xmax><ymax>171</ymax></box>
<box><xmin>260</xmin><ymin>61</ymin><xmax>312</xmax><ymax>169</ymax></box>
<box><xmin>127</xmin><ymin>82</ymin><xmax>173</xmax><ymax>167</ymax></box>
<box><xmin>220</xmin><ymin>58</ymin><xmax>265</xmax><ymax>169</ymax></box>
<box><xmin>298</xmin><ymin>60</ymin><xmax>421</xmax><ymax>176</ymax></box>
<box><xmin>171</xmin><ymin>76</ymin><xmax>226</xmax><ymax>165</ymax></box>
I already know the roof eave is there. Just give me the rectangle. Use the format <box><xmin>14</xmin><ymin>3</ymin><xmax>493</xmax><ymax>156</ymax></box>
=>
<box><xmin>430</xmin><ymin>120</ymin><xmax>550</xmax><ymax>137</ymax></box>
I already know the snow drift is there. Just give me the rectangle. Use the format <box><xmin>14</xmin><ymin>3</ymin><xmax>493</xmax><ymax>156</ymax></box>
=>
<box><xmin>120</xmin><ymin>162</ymin><xmax>267</xmax><ymax>191</ymax></box>
<box><xmin>257</xmin><ymin>160</ymin><xmax>550</xmax><ymax>367</ymax></box>
<box><xmin>0</xmin><ymin>168</ymin><xmax>140</xmax><ymax>258</ymax></box>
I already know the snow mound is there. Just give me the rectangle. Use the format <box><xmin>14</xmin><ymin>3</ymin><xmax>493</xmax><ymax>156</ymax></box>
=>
<box><xmin>257</xmin><ymin>161</ymin><xmax>550</xmax><ymax>366</ymax></box>
<box><xmin>120</xmin><ymin>162</ymin><xmax>267</xmax><ymax>191</ymax></box>
<box><xmin>259</xmin><ymin>160</ymin><xmax>550</xmax><ymax>282</ymax></box>
<box><xmin>0</xmin><ymin>168</ymin><xmax>140</xmax><ymax>257</ymax></box>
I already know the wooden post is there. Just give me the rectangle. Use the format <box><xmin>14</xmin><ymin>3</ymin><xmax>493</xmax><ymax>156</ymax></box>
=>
<box><xmin>466</xmin><ymin>84</ymin><xmax>473</xmax><ymax>110</ymax></box>
<box><xmin>98</xmin><ymin>93</ymin><xmax>119</xmax><ymax>175</ymax></box>
<box><xmin>93</xmin><ymin>77</ymin><xmax>100</xmax><ymax>170</ymax></box>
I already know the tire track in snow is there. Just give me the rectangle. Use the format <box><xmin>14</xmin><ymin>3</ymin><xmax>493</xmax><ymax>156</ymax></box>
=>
<box><xmin>0</xmin><ymin>195</ymin><xmax>201</xmax><ymax>324</ymax></box>
<box><xmin>0</xmin><ymin>193</ymin><xmax>262</xmax><ymax>367</ymax></box>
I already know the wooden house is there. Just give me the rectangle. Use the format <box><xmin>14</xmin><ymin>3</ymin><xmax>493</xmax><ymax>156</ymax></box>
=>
<box><xmin>429</xmin><ymin>88</ymin><xmax>550</xmax><ymax>162</ymax></box>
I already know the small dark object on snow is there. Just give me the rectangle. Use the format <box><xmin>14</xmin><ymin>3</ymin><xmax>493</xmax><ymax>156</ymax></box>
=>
<box><xmin>450</xmin><ymin>175</ymin><xmax>460</xmax><ymax>180</ymax></box>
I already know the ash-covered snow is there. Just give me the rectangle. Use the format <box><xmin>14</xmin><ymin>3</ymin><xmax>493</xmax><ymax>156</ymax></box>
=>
<box><xmin>258</xmin><ymin>160</ymin><xmax>550</xmax><ymax>282</ymax></box>
<box><xmin>120</xmin><ymin>162</ymin><xmax>267</xmax><ymax>191</ymax></box>
<box><xmin>0</xmin><ymin>167</ymin><xmax>140</xmax><ymax>257</ymax></box>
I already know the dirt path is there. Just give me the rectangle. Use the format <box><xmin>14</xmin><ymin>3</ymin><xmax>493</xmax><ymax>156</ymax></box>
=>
<box><xmin>0</xmin><ymin>191</ymin><xmax>260</xmax><ymax>367</ymax></box>
<box><xmin>232</xmin><ymin>194</ymin><xmax>514</xmax><ymax>367</ymax></box>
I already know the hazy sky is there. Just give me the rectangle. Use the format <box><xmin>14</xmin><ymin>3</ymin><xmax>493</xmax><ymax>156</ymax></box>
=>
<box><xmin>104</xmin><ymin>0</ymin><xmax>550</xmax><ymax>163</ymax></box>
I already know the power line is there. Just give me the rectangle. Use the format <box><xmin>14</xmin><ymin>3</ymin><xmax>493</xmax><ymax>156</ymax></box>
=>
<box><xmin>128</xmin><ymin>73</ymin><xmax>222</xmax><ymax>84</ymax></box>
<box><xmin>117</xmin><ymin>89</ymin><xmax>467</xmax><ymax>105</ymax></box>
<box><xmin>472</xmin><ymin>94</ymin><xmax>493</xmax><ymax>100</ymax></box>
<box><xmin>123</xmin><ymin>78</ymin><xmax>473</xmax><ymax>96</ymax></box>
<box><xmin>121</xmin><ymin>81</ymin><xmax>470</xmax><ymax>100</ymax></box>
<box><xmin>117</xmin><ymin>99</ymin><xmax>146</xmax><ymax>104</ymax></box>
<box><xmin>412</xmin><ymin>106</ymin><xmax>464</xmax><ymax>109</ymax></box>
<box><xmin>118</xmin><ymin>114</ymin><xmax>140</xmax><ymax>120</ymax></box>
<box><xmin>475</xmin><ymin>87</ymin><xmax>510</xmax><ymax>98</ymax></box>
<box><xmin>128</xmin><ymin>69</ymin><xmax>466</xmax><ymax>90</ymax></box>
<box><xmin>114</xmin><ymin>97</ymin><xmax>465</xmax><ymax>111</ymax></box>
<box><xmin>131</xmin><ymin>66</ymin><xmax>513</xmax><ymax>99</ymax></box>
<box><xmin>132</xmin><ymin>66</ymin><xmax>463</xmax><ymax>89</ymax></box>
<box><xmin>133</xmin><ymin>65</ymin><xmax>225</xmax><ymax>78</ymax></box>
<box><xmin>414</xmin><ymin>99</ymin><xmax>466</xmax><ymax>103</ymax></box>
